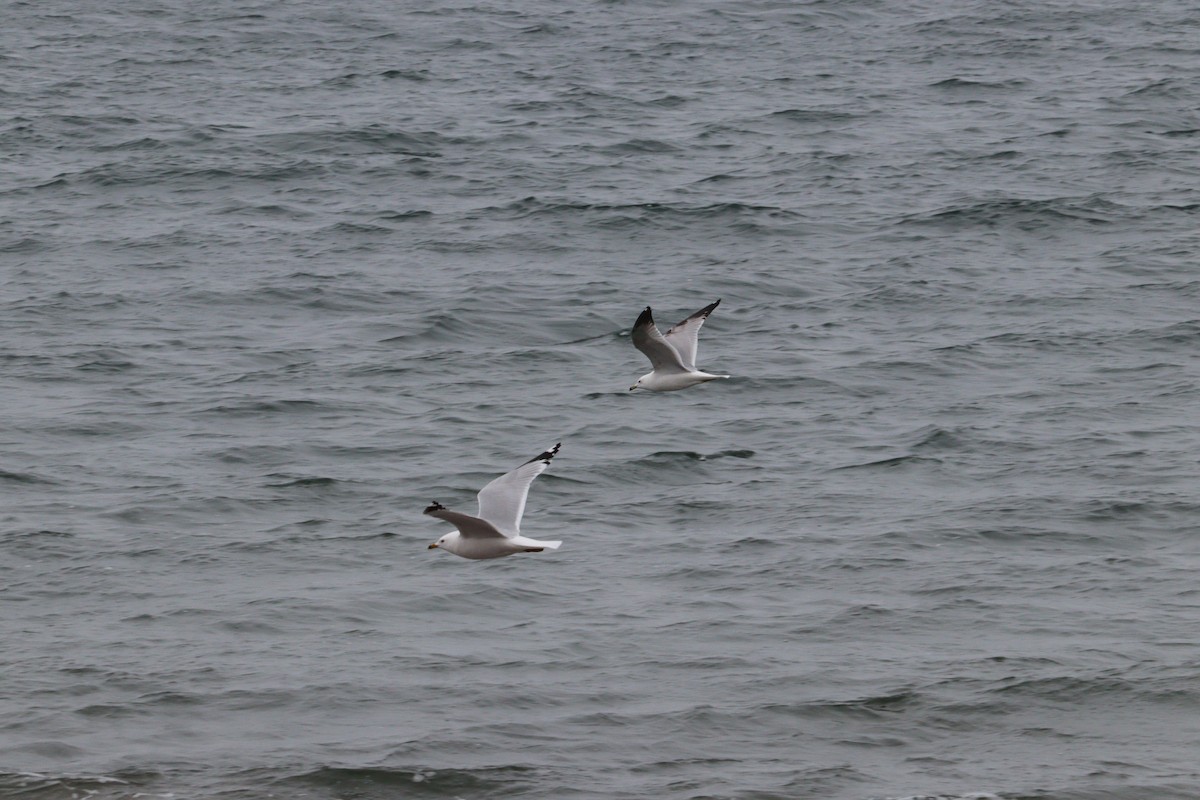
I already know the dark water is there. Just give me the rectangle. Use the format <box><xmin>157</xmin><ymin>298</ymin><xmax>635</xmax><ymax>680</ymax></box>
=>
<box><xmin>4</xmin><ymin>1</ymin><xmax>1200</xmax><ymax>798</ymax></box>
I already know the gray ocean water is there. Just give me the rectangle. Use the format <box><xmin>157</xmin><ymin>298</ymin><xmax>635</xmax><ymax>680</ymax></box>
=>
<box><xmin>4</xmin><ymin>1</ymin><xmax>1200</xmax><ymax>798</ymax></box>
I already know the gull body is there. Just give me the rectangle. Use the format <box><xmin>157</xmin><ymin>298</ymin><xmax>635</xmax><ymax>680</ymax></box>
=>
<box><xmin>633</xmin><ymin>368</ymin><xmax>729</xmax><ymax>392</ymax></box>
<box><xmin>629</xmin><ymin>299</ymin><xmax>729</xmax><ymax>392</ymax></box>
<box><xmin>426</xmin><ymin>443</ymin><xmax>563</xmax><ymax>560</ymax></box>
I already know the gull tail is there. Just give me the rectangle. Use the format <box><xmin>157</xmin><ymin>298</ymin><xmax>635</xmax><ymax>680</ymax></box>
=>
<box><xmin>515</xmin><ymin>536</ymin><xmax>562</xmax><ymax>552</ymax></box>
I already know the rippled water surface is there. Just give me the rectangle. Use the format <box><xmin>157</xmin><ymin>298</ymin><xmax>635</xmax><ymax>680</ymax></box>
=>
<box><xmin>4</xmin><ymin>1</ymin><xmax>1200</xmax><ymax>798</ymax></box>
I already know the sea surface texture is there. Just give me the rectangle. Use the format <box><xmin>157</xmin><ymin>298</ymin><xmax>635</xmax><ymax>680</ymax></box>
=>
<box><xmin>3</xmin><ymin>1</ymin><xmax>1199</xmax><ymax>798</ymax></box>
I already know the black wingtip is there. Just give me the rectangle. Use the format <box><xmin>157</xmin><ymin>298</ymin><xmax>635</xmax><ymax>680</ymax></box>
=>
<box><xmin>526</xmin><ymin>442</ymin><xmax>561</xmax><ymax>466</ymax></box>
<box><xmin>692</xmin><ymin>298</ymin><xmax>721</xmax><ymax>320</ymax></box>
<box><xmin>424</xmin><ymin>501</ymin><xmax>445</xmax><ymax>515</ymax></box>
<box><xmin>634</xmin><ymin>306</ymin><xmax>654</xmax><ymax>329</ymax></box>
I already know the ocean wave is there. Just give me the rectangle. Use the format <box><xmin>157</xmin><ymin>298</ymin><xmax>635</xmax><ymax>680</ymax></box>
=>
<box><xmin>256</xmin><ymin>126</ymin><xmax>449</xmax><ymax>157</ymax></box>
<box><xmin>275</xmin><ymin>764</ymin><xmax>541</xmax><ymax>798</ymax></box>
<box><xmin>897</xmin><ymin>195</ymin><xmax>1126</xmax><ymax>230</ymax></box>
<box><xmin>930</xmin><ymin>77</ymin><xmax>1029</xmax><ymax>90</ymax></box>
<box><xmin>471</xmin><ymin>196</ymin><xmax>803</xmax><ymax>227</ymax></box>
<box><xmin>0</xmin><ymin>469</ymin><xmax>59</xmax><ymax>485</ymax></box>
<box><xmin>0</xmin><ymin>771</ymin><xmax>149</xmax><ymax>800</ymax></box>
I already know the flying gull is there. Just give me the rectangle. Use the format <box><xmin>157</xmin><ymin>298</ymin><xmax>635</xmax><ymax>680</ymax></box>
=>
<box><xmin>630</xmin><ymin>299</ymin><xmax>729</xmax><ymax>392</ymax></box>
<box><xmin>426</xmin><ymin>443</ymin><xmax>563</xmax><ymax>559</ymax></box>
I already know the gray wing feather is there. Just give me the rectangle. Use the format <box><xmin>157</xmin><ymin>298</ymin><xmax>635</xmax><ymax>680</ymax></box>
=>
<box><xmin>424</xmin><ymin>502</ymin><xmax>507</xmax><ymax>539</ymax></box>
<box><xmin>663</xmin><ymin>299</ymin><xmax>720</xmax><ymax>372</ymax></box>
<box><xmin>475</xmin><ymin>443</ymin><xmax>560</xmax><ymax>537</ymax></box>
<box><xmin>631</xmin><ymin>307</ymin><xmax>687</xmax><ymax>374</ymax></box>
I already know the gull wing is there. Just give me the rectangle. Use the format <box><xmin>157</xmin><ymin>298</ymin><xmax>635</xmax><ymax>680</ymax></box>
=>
<box><xmin>424</xmin><ymin>502</ymin><xmax>507</xmax><ymax>539</ymax></box>
<box><xmin>631</xmin><ymin>307</ymin><xmax>687</xmax><ymax>374</ymax></box>
<box><xmin>475</xmin><ymin>443</ymin><xmax>560</xmax><ymax>537</ymax></box>
<box><xmin>663</xmin><ymin>299</ymin><xmax>720</xmax><ymax>371</ymax></box>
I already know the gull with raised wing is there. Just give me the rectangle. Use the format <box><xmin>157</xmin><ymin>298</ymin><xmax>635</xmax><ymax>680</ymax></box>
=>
<box><xmin>630</xmin><ymin>299</ymin><xmax>730</xmax><ymax>392</ymax></box>
<box><xmin>426</xmin><ymin>443</ymin><xmax>563</xmax><ymax>560</ymax></box>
